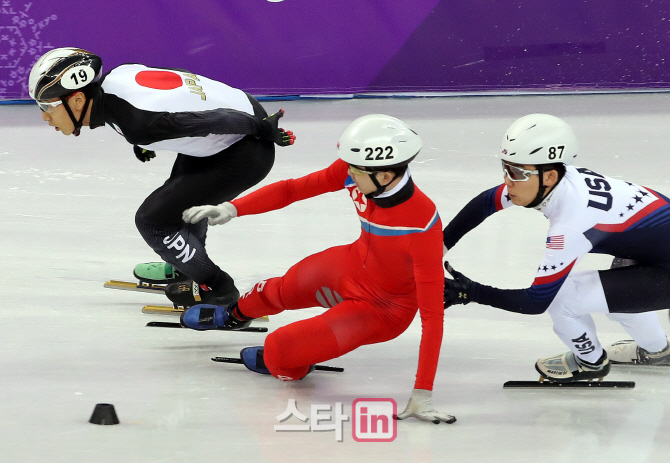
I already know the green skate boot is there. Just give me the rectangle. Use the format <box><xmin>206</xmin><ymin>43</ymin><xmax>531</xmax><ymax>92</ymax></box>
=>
<box><xmin>133</xmin><ymin>262</ymin><xmax>188</xmax><ymax>285</ymax></box>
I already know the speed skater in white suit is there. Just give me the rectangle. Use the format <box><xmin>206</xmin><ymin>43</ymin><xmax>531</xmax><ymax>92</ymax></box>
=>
<box><xmin>442</xmin><ymin>114</ymin><xmax>670</xmax><ymax>383</ymax></box>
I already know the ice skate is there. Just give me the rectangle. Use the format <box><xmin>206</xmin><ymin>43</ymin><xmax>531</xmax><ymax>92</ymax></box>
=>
<box><xmin>535</xmin><ymin>351</ymin><xmax>610</xmax><ymax>383</ymax></box>
<box><xmin>133</xmin><ymin>262</ymin><xmax>188</xmax><ymax>285</ymax></box>
<box><xmin>240</xmin><ymin>347</ymin><xmax>271</xmax><ymax>375</ymax></box>
<box><xmin>180</xmin><ymin>303</ymin><xmax>251</xmax><ymax>331</ymax></box>
<box><xmin>605</xmin><ymin>339</ymin><xmax>670</xmax><ymax>365</ymax></box>
<box><xmin>166</xmin><ymin>279</ymin><xmax>240</xmax><ymax>308</ymax></box>
<box><xmin>212</xmin><ymin>349</ymin><xmax>332</xmax><ymax>375</ymax></box>
<box><xmin>239</xmin><ymin>347</ymin><xmax>315</xmax><ymax>379</ymax></box>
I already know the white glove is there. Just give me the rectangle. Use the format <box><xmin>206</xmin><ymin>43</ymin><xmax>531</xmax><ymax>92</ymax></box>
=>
<box><xmin>182</xmin><ymin>202</ymin><xmax>238</xmax><ymax>226</ymax></box>
<box><xmin>395</xmin><ymin>389</ymin><xmax>456</xmax><ymax>424</ymax></box>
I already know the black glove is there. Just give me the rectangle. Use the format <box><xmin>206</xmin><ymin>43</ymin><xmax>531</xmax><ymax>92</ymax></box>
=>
<box><xmin>134</xmin><ymin>145</ymin><xmax>156</xmax><ymax>162</ymax></box>
<box><xmin>443</xmin><ymin>261</ymin><xmax>475</xmax><ymax>309</ymax></box>
<box><xmin>261</xmin><ymin>109</ymin><xmax>296</xmax><ymax>147</ymax></box>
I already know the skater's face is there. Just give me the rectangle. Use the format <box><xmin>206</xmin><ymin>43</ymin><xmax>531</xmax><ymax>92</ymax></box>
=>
<box><xmin>503</xmin><ymin>162</ymin><xmax>558</xmax><ymax>206</ymax></box>
<box><xmin>39</xmin><ymin>92</ymin><xmax>88</xmax><ymax>136</ymax></box>
<box><xmin>348</xmin><ymin>165</ymin><xmax>398</xmax><ymax>195</ymax></box>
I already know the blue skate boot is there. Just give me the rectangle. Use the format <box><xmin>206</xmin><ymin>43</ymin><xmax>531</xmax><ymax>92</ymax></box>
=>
<box><xmin>240</xmin><ymin>347</ymin><xmax>271</xmax><ymax>375</ymax></box>
<box><xmin>180</xmin><ymin>303</ymin><xmax>251</xmax><ymax>331</ymax></box>
<box><xmin>241</xmin><ymin>347</ymin><xmax>316</xmax><ymax>379</ymax></box>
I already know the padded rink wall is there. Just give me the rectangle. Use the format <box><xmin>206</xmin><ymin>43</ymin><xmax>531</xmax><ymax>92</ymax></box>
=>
<box><xmin>2</xmin><ymin>0</ymin><xmax>670</xmax><ymax>100</ymax></box>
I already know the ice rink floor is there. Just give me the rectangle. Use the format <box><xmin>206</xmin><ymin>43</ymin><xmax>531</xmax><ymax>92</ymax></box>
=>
<box><xmin>2</xmin><ymin>93</ymin><xmax>670</xmax><ymax>462</ymax></box>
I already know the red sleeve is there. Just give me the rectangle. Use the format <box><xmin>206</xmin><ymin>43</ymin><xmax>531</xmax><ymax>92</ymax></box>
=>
<box><xmin>409</xmin><ymin>216</ymin><xmax>445</xmax><ymax>391</ymax></box>
<box><xmin>231</xmin><ymin>159</ymin><xmax>349</xmax><ymax>216</ymax></box>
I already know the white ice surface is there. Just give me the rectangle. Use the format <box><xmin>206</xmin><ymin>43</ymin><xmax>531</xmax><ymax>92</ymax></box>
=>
<box><xmin>1</xmin><ymin>94</ymin><xmax>670</xmax><ymax>462</ymax></box>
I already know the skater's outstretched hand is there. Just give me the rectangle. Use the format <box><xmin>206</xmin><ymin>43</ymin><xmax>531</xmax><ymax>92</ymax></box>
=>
<box><xmin>443</xmin><ymin>261</ymin><xmax>475</xmax><ymax>308</ymax></box>
<box><xmin>261</xmin><ymin>109</ymin><xmax>296</xmax><ymax>147</ymax></box>
<box><xmin>182</xmin><ymin>202</ymin><xmax>237</xmax><ymax>226</ymax></box>
<box><xmin>395</xmin><ymin>389</ymin><xmax>456</xmax><ymax>424</ymax></box>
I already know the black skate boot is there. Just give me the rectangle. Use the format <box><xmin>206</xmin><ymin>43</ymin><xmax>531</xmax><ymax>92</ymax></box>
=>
<box><xmin>165</xmin><ymin>279</ymin><xmax>240</xmax><ymax>308</ymax></box>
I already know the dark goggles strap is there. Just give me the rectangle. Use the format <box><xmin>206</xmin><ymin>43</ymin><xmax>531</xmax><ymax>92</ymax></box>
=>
<box><xmin>61</xmin><ymin>94</ymin><xmax>91</xmax><ymax>137</ymax></box>
<box><xmin>364</xmin><ymin>171</ymin><xmax>399</xmax><ymax>199</ymax></box>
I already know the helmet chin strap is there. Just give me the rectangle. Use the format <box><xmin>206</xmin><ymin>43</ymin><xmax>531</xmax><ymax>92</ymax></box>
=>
<box><xmin>525</xmin><ymin>166</ymin><xmax>548</xmax><ymax>208</ymax></box>
<box><xmin>364</xmin><ymin>171</ymin><xmax>398</xmax><ymax>199</ymax></box>
<box><xmin>61</xmin><ymin>94</ymin><xmax>91</xmax><ymax>137</ymax></box>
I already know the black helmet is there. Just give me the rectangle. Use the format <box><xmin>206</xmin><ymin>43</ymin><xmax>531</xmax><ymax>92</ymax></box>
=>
<box><xmin>28</xmin><ymin>47</ymin><xmax>102</xmax><ymax>101</ymax></box>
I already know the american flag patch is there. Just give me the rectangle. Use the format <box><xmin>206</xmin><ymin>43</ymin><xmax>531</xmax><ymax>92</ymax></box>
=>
<box><xmin>546</xmin><ymin>235</ymin><xmax>565</xmax><ymax>250</ymax></box>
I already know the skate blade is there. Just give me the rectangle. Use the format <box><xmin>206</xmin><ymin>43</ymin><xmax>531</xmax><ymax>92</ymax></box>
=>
<box><xmin>146</xmin><ymin>321</ymin><xmax>268</xmax><ymax>332</ymax></box>
<box><xmin>141</xmin><ymin>305</ymin><xmax>269</xmax><ymax>322</ymax></box>
<box><xmin>610</xmin><ymin>360</ymin><xmax>670</xmax><ymax>367</ymax></box>
<box><xmin>211</xmin><ymin>356</ymin><xmax>344</xmax><ymax>372</ymax></box>
<box><xmin>142</xmin><ymin>305</ymin><xmax>183</xmax><ymax>315</ymax></box>
<box><xmin>504</xmin><ymin>380</ymin><xmax>635</xmax><ymax>389</ymax></box>
<box><xmin>104</xmin><ymin>280</ymin><xmax>166</xmax><ymax>294</ymax></box>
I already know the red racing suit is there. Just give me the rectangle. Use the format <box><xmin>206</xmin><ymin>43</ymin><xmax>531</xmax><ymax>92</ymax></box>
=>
<box><xmin>231</xmin><ymin>159</ymin><xmax>445</xmax><ymax>389</ymax></box>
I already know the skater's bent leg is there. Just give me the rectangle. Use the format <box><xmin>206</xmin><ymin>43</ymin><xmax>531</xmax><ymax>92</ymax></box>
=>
<box><xmin>600</xmin><ymin>265</ymin><xmax>670</xmax><ymax>313</ymax></box>
<box><xmin>262</xmin><ymin>300</ymin><xmax>413</xmax><ymax>381</ymax></box>
<box><xmin>263</xmin><ymin>317</ymin><xmax>339</xmax><ymax>380</ymax></box>
<box><xmin>601</xmin><ymin>265</ymin><xmax>670</xmax><ymax>352</ymax></box>
<box><xmin>236</xmin><ymin>278</ymin><xmax>287</xmax><ymax>318</ymax></box>
<box><xmin>135</xmin><ymin>212</ymin><xmax>234</xmax><ymax>292</ymax></box>
<box><xmin>236</xmin><ymin>245</ymin><xmax>352</xmax><ymax>319</ymax></box>
<box><xmin>134</xmin><ymin>139</ymin><xmax>274</xmax><ymax>290</ymax></box>
<box><xmin>185</xmin><ymin>217</ymin><xmax>208</xmax><ymax>245</ymax></box>
<box><xmin>606</xmin><ymin>312</ymin><xmax>668</xmax><ymax>353</ymax></box>
<box><xmin>548</xmin><ymin>270</ymin><xmax>607</xmax><ymax>363</ymax></box>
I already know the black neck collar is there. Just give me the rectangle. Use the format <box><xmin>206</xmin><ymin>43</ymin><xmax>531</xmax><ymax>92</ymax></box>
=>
<box><xmin>371</xmin><ymin>177</ymin><xmax>415</xmax><ymax>208</ymax></box>
<box><xmin>89</xmin><ymin>89</ymin><xmax>105</xmax><ymax>130</ymax></box>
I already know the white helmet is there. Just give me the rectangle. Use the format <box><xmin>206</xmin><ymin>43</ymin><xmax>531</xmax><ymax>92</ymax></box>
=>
<box><xmin>500</xmin><ymin>114</ymin><xmax>577</xmax><ymax>166</ymax></box>
<box><xmin>337</xmin><ymin>114</ymin><xmax>422</xmax><ymax>170</ymax></box>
